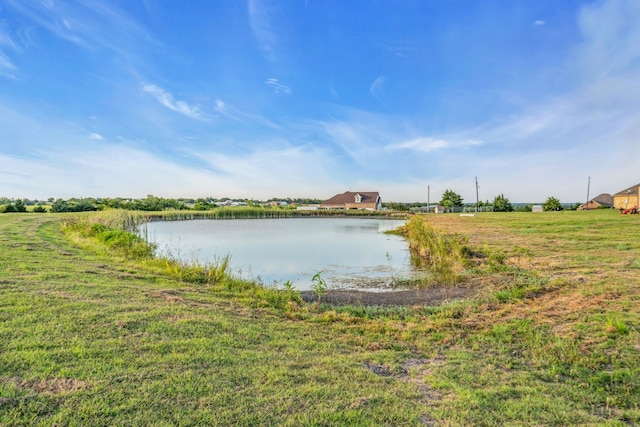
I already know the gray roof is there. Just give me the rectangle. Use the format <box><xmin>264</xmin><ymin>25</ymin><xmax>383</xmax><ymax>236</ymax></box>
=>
<box><xmin>591</xmin><ymin>193</ymin><xmax>613</xmax><ymax>206</ymax></box>
<box><xmin>614</xmin><ymin>183</ymin><xmax>640</xmax><ymax>197</ymax></box>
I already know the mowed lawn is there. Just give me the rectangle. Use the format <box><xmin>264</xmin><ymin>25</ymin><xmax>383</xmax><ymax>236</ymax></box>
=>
<box><xmin>1</xmin><ymin>211</ymin><xmax>639</xmax><ymax>426</ymax></box>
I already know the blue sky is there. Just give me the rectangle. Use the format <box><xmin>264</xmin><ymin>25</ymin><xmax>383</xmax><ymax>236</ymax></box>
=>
<box><xmin>1</xmin><ymin>0</ymin><xmax>639</xmax><ymax>203</ymax></box>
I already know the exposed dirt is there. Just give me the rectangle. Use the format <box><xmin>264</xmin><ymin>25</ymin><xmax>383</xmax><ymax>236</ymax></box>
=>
<box><xmin>301</xmin><ymin>283</ymin><xmax>477</xmax><ymax>306</ymax></box>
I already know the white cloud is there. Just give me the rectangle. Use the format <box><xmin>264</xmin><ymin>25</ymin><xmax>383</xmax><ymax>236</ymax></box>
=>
<box><xmin>4</xmin><ymin>0</ymin><xmax>156</xmax><ymax>67</ymax></box>
<box><xmin>213</xmin><ymin>99</ymin><xmax>244</xmax><ymax>122</ymax></box>
<box><xmin>0</xmin><ymin>147</ymin><xmax>217</xmax><ymax>199</ymax></box>
<box><xmin>0</xmin><ymin>54</ymin><xmax>17</xmax><ymax>78</ymax></box>
<box><xmin>0</xmin><ymin>25</ymin><xmax>18</xmax><ymax>78</ymax></box>
<box><xmin>192</xmin><ymin>144</ymin><xmax>336</xmax><ymax>195</ymax></box>
<box><xmin>248</xmin><ymin>0</ymin><xmax>280</xmax><ymax>62</ymax></box>
<box><xmin>142</xmin><ymin>84</ymin><xmax>206</xmax><ymax>120</ymax></box>
<box><xmin>369</xmin><ymin>76</ymin><xmax>387</xmax><ymax>103</ymax></box>
<box><xmin>391</xmin><ymin>137</ymin><xmax>482</xmax><ymax>153</ymax></box>
<box><xmin>534</xmin><ymin>20</ymin><xmax>546</xmax><ymax>26</ymax></box>
<box><xmin>89</xmin><ymin>132</ymin><xmax>103</xmax><ymax>140</ymax></box>
<box><xmin>265</xmin><ymin>78</ymin><xmax>292</xmax><ymax>94</ymax></box>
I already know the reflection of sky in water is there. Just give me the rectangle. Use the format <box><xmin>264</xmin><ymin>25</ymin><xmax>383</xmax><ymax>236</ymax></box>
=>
<box><xmin>141</xmin><ymin>218</ymin><xmax>422</xmax><ymax>291</ymax></box>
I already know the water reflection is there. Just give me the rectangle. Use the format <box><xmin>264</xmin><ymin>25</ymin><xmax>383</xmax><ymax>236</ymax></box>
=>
<box><xmin>141</xmin><ymin>217</ymin><xmax>426</xmax><ymax>291</ymax></box>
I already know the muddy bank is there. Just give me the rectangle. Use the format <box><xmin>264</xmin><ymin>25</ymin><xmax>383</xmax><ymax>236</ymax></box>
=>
<box><xmin>301</xmin><ymin>284</ymin><xmax>476</xmax><ymax>307</ymax></box>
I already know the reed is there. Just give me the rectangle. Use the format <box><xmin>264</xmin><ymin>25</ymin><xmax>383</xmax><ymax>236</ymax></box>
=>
<box><xmin>143</xmin><ymin>207</ymin><xmax>402</xmax><ymax>221</ymax></box>
<box><xmin>396</xmin><ymin>215</ymin><xmax>470</xmax><ymax>285</ymax></box>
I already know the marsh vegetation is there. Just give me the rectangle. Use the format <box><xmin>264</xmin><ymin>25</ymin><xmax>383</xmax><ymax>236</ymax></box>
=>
<box><xmin>1</xmin><ymin>209</ymin><xmax>638</xmax><ymax>425</ymax></box>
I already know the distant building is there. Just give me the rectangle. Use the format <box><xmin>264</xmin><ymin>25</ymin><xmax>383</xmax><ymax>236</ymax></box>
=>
<box><xmin>531</xmin><ymin>205</ymin><xmax>543</xmax><ymax>213</ymax></box>
<box><xmin>578</xmin><ymin>193</ymin><xmax>613</xmax><ymax>210</ymax></box>
<box><xmin>613</xmin><ymin>183</ymin><xmax>640</xmax><ymax>210</ymax></box>
<box><xmin>320</xmin><ymin>191</ymin><xmax>382</xmax><ymax>211</ymax></box>
<box><xmin>296</xmin><ymin>205</ymin><xmax>319</xmax><ymax>211</ymax></box>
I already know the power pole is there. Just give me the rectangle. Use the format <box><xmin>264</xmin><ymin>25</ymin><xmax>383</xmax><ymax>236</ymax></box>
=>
<box><xmin>475</xmin><ymin>177</ymin><xmax>479</xmax><ymax>213</ymax></box>
<box><xmin>585</xmin><ymin>177</ymin><xmax>591</xmax><ymax>210</ymax></box>
<box><xmin>427</xmin><ymin>185</ymin><xmax>430</xmax><ymax>213</ymax></box>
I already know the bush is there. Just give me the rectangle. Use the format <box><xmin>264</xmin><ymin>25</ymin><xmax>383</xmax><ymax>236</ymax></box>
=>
<box><xmin>492</xmin><ymin>194</ymin><xmax>514</xmax><ymax>212</ymax></box>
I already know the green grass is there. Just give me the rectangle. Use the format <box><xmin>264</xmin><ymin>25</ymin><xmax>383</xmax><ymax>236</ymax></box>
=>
<box><xmin>1</xmin><ymin>210</ymin><xmax>639</xmax><ymax>425</ymax></box>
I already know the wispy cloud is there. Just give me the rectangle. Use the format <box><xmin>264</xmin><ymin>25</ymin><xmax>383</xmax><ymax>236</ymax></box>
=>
<box><xmin>0</xmin><ymin>54</ymin><xmax>17</xmax><ymax>78</ymax></box>
<box><xmin>89</xmin><ymin>133</ymin><xmax>103</xmax><ymax>140</ymax></box>
<box><xmin>248</xmin><ymin>0</ymin><xmax>280</xmax><ymax>62</ymax></box>
<box><xmin>381</xmin><ymin>42</ymin><xmax>418</xmax><ymax>58</ymax></box>
<box><xmin>142</xmin><ymin>84</ymin><xmax>206</xmax><ymax>120</ymax></box>
<box><xmin>4</xmin><ymin>0</ymin><xmax>156</xmax><ymax>65</ymax></box>
<box><xmin>0</xmin><ymin>24</ymin><xmax>18</xmax><ymax>78</ymax></box>
<box><xmin>369</xmin><ymin>76</ymin><xmax>387</xmax><ymax>103</ymax></box>
<box><xmin>534</xmin><ymin>20</ymin><xmax>546</xmax><ymax>26</ymax></box>
<box><xmin>390</xmin><ymin>137</ymin><xmax>482</xmax><ymax>153</ymax></box>
<box><xmin>265</xmin><ymin>78</ymin><xmax>292</xmax><ymax>94</ymax></box>
<box><xmin>213</xmin><ymin>99</ymin><xmax>246</xmax><ymax>122</ymax></box>
<box><xmin>192</xmin><ymin>144</ymin><xmax>337</xmax><ymax>195</ymax></box>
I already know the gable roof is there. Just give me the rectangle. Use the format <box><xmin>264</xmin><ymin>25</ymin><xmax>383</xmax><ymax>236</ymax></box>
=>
<box><xmin>591</xmin><ymin>193</ymin><xmax>613</xmax><ymax>205</ymax></box>
<box><xmin>321</xmin><ymin>191</ymin><xmax>380</xmax><ymax>205</ymax></box>
<box><xmin>614</xmin><ymin>183</ymin><xmax>640</xmax><ymax>197</ymax></box>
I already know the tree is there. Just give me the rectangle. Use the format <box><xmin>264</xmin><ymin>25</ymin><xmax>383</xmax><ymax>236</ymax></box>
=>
<box><xmin>14</xmin><ymin>199</ymin><xmax>27</xmax><ymax>212</ymax></box>
<box><xmin>194</xmin><ymin>198</ymin><xmax>214</xmax><ymax>210</ymax></box>
<box><xmin>543</xmin><ymin>196</ymin><xmax>563</xmax><ymax>211</ymax></box>
<box><xmin>492</xmin><ymin>194</ymin><xmax>514</xmax><ymax>212</ymax></box>
<box><xmin>440</xmin><ymin>189</ymin><xmax>463</xmax><ymax>208</ymax></box>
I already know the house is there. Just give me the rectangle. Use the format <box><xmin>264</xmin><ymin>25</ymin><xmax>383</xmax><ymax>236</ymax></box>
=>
<box><xmin>578</xmin><ymin>193</ymin><xmax>613</xmax><ymax>210</ymax></box>
<box><xmin>613</xmin><ymin>183</ymin><xmax>640</xmax><ymax>210</ymax></box>
<box><xmin>531</xmin><ymin>205</ymin><xmax>543</xmax><ymax>213</ymax></box>
<box><xmin>320</xmin><ymin>191</ymin><xmax>382</xmax><ymax>211</ymax></box>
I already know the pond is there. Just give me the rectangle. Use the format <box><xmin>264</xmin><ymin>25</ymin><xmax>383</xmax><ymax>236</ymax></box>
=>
<box><xmin>140</xmin><ymin>217</ymin><xmax>426</xmax><ymax>291</ymax></box>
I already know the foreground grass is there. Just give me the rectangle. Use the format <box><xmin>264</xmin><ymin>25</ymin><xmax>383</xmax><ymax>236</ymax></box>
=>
<box><xmin>1</xmin><ymin>210</ymin><xmax>639</xmax><ymax>425</ymax></box>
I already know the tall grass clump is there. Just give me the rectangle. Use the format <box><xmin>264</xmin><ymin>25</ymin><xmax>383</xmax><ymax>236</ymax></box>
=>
<box><xmin>396</xmin><ymin>215</ymin><xmax>470</xmax><ymax>285</ymax></box>
<box><xmin>162</xmin><ymin>255</ymin><xmax>231</xmax><ymax>285</ymax></box>
<box><xmin>61</xmin><ymin>211</ymin><xmax>152</xmax><ymax>257</ymax></box>
<box><xmin>61</xmin><ymin>215</ymin><xmax>155</xmax><ymax>259</ymax></box>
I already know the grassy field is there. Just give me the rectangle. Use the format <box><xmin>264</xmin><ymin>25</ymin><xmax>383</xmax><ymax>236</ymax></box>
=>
<box><xmin>0</xmin><ymin>210</ymin><xmax>638</xmax><ymax>425</ymax></box>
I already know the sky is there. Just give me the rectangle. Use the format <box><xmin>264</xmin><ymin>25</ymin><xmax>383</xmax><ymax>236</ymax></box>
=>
<box><xmin>1</xmin><ymin>0</ymin><xmax>639</xmax><ymax>203</ymax></box>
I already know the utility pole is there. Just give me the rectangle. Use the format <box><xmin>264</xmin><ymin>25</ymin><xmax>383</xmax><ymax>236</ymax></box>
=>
<box><xmin>475</xmin><ymin>177</ymin><xmax>479</xmax><ymax>213</ymax></box>
<box><xmin>585</xmin><ymin>177</ymin><xmax>591</xmax><ymax>211</ymax></box>
<box><xmin>427</xmin><ymin>185</ymin><xmax>430</xmax><ymax>213</ymax></box>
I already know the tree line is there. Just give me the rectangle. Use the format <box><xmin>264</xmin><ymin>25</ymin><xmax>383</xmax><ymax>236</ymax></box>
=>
<box><xmin>0</xmin><ymin>196</ymin><xmax>324</xmax><ymax>213</ymax></box>
<box><xmin>438</xmin><ymin>189</ymin><xmax>575</xmax><ymax>212</ymax></box>
<box><xmin>0</xmin><ymin>192</ymin><xmax>577</xmax><ymax>214</ymax></box>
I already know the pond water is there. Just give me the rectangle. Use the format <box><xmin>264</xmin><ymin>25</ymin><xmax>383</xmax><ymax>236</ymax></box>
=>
<box><xmin>140</xmin><ymin>217</ymin><xmax>425</xmax><ymax>291</ymax></box>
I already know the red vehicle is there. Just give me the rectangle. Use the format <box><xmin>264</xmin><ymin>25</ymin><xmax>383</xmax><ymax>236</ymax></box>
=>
<box><xmin>620</xmin><ymin>206</ymin><xmax>638</xmax><ymax>214</ymax></box>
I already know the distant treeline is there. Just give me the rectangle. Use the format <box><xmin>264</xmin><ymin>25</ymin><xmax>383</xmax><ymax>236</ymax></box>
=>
<box><xmin>0</xmin><ymin>195</ymin><xmax>581</xmax><ymax>214</ymax></box>
<box><xmin>0</xmin><ymin>196</ymin><xmax>324</xmax><ymax>213</ymax></box>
